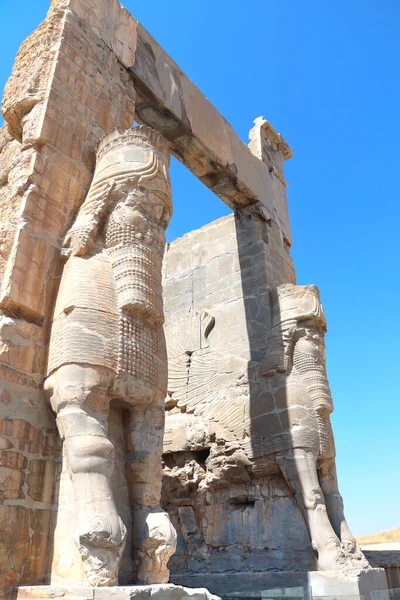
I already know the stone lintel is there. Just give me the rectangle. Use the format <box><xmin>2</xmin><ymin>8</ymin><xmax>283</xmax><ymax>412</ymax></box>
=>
<box><xmin>130</xmin><ymin>23</ymin><xmax>292</xmax><ymax>244</ymax></box>
<box><xmin>55</xmin><ymin>0</ymin><xmax>293</xmax><ymax>243</ymax></box>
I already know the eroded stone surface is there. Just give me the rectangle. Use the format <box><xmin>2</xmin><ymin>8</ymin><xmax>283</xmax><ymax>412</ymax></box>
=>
<box><xmin>1</xmin><ymin>0</ymin><xmax>136</xmax><ymax>588</ymax></box>
<box><xmin>1</xmin><ymin>0</ymin><xmax>136</xmax><ymax>322</ymax></box>
<box><xmin>0</xmin><ymin>407</ymin><xmax>57</xmax><ymax>590</ymax></box>
<box><xmin>162</xmin><ymin>215</ymin><xmax>368</xmax><ymax>578</ymax></box>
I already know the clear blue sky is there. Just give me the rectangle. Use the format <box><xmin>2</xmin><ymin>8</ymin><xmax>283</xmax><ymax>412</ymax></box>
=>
<box><xmin>1</xmin><ymin>0</ymin><xmax>399</xmax><ymax>537</ymax></box>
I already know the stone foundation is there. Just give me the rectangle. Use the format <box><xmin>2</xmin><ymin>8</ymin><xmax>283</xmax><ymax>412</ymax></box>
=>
<box><xmin>15</xmin><ymin>584</ymin><xmax>219</xmax><ymax>600</ymax></box>
<box><xmin>171</xmin><ymin>569</ymin><xmax>388</xmax><ymax>600</ymax></box>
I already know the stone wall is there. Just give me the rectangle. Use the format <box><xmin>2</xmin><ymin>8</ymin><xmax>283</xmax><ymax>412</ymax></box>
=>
<box><xmin>161</xmin><ymin>213</ymin><xmax>318</xmax><ymax>580</ymax></box>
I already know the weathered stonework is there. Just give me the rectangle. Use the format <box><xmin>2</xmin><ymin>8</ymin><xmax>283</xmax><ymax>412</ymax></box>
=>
<box><xmin>1</xmin><ymin>0</ymin><xmax>136</xmax><ymax>324</ymax></box>
<box><xmin>162</xmin><ymin>217</ymin><xmax>367</xmax><ymax>581</ymax></box>
<box><xmin>0</xmin><ymin>0</ymin><xmax>386</xmax><ymax>599</ymax></box>
<box><xmin>45</xmin><ymin>125</ymin><xmax>176</xmax><ymax>587</ymax></box>
<box><xmin>1</xmin><ymin>0</ymin><xmax>137</xmax><ymax>592</ymax></box>
<box><xmin>363</xmin><ymin>544</ymin><xmax>400</xmax><ymax>590</ymax></box>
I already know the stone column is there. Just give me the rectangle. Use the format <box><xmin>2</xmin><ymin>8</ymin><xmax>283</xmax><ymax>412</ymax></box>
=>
<box><xmin>0</xmin><ymin>0</ymin><xmax>136</xmax><ymax>592</ymax></box>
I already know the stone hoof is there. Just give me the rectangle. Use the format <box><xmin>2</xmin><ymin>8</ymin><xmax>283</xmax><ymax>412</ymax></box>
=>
<box><xmin>79</xmin><ymin>543</ymin><xmax>123</xmax><ymax>587</ymax></box>
<box><xmin>145</xmin><ymin>510</ymin><xmax>178</xmax><ymax>564</ymax></box>
<box><xmin>348</xmin><ymin>545</ymin><xmax>371</xmax><ymax>568</ymax></box>
<box><xmin>78</xmin><ymin>517</ymin><xmax>127</xmax><ymax>587</ymax></box>
<box><xmin>133</xmin><ymin>507</ymin><xmax>177</xmax><ymax>584</ymax></box>
<box><xmin>79</xmin><ymin>515</ymin><xmax>126</xmax><ymax>548</ymax></box>
<box><xmin>317</xmin><ymin>538</ymin><xmax>347</xmax><ymax>571</ymax></box>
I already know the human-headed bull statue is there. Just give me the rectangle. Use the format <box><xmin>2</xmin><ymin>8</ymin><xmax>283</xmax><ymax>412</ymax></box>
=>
<box><xmin>166</xmin><ymin>284</ymin><xmax>368</xmax><ymax>572</ymax></box>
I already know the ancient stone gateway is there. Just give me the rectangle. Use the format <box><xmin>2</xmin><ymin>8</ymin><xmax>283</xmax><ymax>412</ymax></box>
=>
<box><xmin>0</xmin><ymin>1</ymin><xmax>388</xmax><ymax>599</ymax></box>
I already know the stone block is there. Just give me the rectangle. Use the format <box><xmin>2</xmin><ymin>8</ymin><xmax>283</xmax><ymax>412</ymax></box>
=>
<box><xmin>178</xmin><ymin>507</ymin><xmax>199</xmax><ymax>539</ymax></box>
<box><xmin>0</xmin><ymin>226</ymin><xmax>56</xmax><ymax>322</ymax></box>
<box><xmin>16</xmin><ymin>585</ymin><xmax>220</xmax><ymax>600</ymax></box>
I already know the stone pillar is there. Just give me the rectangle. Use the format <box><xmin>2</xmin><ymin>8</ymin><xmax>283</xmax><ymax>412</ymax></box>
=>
<box><xmin>161</xmin><ymin>119</ymin><xmax>370</xmax><ymax>590</ymax></box>
<box><xmin>0</xmin><ymin>0</ymin><xmax>136</xmax><ymax>593</ymax></box>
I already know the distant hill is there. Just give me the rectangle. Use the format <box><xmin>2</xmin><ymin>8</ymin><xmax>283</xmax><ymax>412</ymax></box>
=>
<box><xmin>357</xmin><ymin>527</ymin><xmax>400</xmax><ymax>545</ymax></box>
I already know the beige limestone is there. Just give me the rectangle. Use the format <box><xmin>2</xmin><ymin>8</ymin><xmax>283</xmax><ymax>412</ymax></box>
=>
<box><xmin>1</xmin><ymin>1</ymin><xmax>136</xmax><ymax>589</ymax></box>
<box><xmin>1</xmin><ymin>0</ymin><xmax>136</xmax><ymax>323</ymax></box>
<box><xmin>62</xmin><ymin>0</ymin><xmax>137</xmax><ymax>69</ymax></box>
<box><xmin>249</xmin><ymin>117</ymin><xmax>292</xmax><ymax>185</ymax></box>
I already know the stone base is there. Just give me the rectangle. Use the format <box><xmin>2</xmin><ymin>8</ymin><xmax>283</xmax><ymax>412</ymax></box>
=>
<box><xmin>15</xmin><ymin>584</ymin><xmax>219</xmax><ymax>600</ymax></box>
<box><xmin>171</xmin><ymin>568</ymin><xmax>387</xmax><ymax>600</ymax></box>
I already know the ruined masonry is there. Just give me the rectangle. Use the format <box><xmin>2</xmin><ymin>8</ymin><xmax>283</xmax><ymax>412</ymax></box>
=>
<box><xmin>0</xmin><ymin>1</ymin><xmax>389</xmax><ymax>600</ymax></box>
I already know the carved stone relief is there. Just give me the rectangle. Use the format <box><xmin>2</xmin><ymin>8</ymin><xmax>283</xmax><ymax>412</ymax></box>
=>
<box><xmin>45</xmin><ymin>126</ymin><xmax>176</xmax><ymax>587</ymax></box>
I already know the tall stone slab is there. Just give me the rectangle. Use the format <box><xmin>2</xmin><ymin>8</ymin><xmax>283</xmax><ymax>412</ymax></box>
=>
<box><xmin>0</xmin><ymin>3</ymin><xmax>297</xmax><ymax>591</ymax></box>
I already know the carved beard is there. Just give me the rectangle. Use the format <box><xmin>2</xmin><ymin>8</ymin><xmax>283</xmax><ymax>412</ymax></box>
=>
<box><xmin>292</xmin><ymin>334</ymin><xmax>333</xmax><ymax>414</ymax></box>
<box><xmin>104</xmin><ymin>189</ymin><xmax>169</xmax><ymax>394</ymax></box>
<box><xmin>105</xmin><ymin>190</ymin><xmax>167</xmax><ymax>250</ymax></box>
<box><xmin>292</xmin><ymin>332</ymin><xmax>336</xmax><ymax>458</ymax></box>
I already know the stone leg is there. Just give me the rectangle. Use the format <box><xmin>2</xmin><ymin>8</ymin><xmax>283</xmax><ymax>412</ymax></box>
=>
<box><xmin>45</xmin><ymin>364</ymin><xmax>127</xmax><ymax>587</ymax></box>
<box><xmin>125</xmin><ymin>397</ymin><xmax>177</xmax><ymax>584</ymax></box>
<box><xmin>277</xmin><ymin>448</ymin><xmax>346</xmax><ymax>571</ymax></box>
<box><xmin>318</xmin><ymin>458</ymin><xmax>369</xmax><ymax>566</ymax></box>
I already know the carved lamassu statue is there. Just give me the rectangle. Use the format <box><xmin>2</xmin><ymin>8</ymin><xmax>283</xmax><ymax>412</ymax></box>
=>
<box><xmin>166</xmin><ymin>284</ymin><xmax>368</xmax><ymax>572</ymax></box>
<box><xmin>45</xmin><ymin>126</ymin><xmax>176</xmax><ymax>586</ymax></box>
